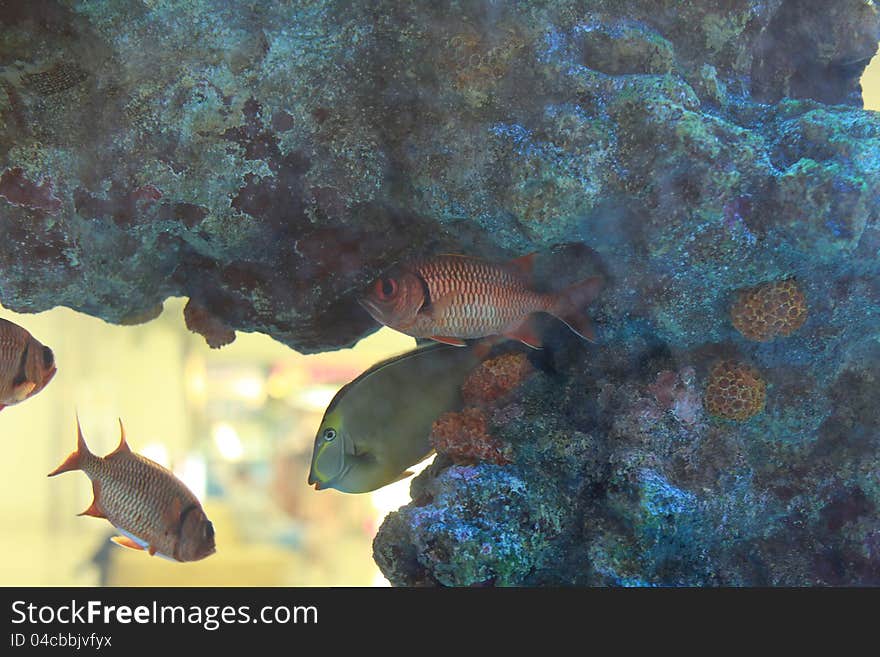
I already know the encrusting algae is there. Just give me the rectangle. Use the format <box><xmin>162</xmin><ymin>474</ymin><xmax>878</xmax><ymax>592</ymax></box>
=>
<box><xmin>462</xmin><ymin>351</ymin><xmax>535</xmax><ymax>406</ymax></box>
<box><xmin>430</xmin><ymin>407</ymin><xmax>513</xmax><ymax>466</ymax></box>
<box><xmin>430</xmin><ymin>351</ymin><xmax>536</xmax><ymax>466</ymax></box>
<box><xmin>184</xmin><ymin>298</ymin><xmax>237</xmax><ymax>349</ymax></box>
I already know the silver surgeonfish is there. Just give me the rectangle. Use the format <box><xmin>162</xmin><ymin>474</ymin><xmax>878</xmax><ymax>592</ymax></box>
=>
<box><xmin>308</xmin><ymin>343</ymin><xmax>481</xmax><ymax>493</ymax></box>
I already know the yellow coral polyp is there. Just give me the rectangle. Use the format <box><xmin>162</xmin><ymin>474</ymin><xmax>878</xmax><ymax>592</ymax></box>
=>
<box><xmin>730</xmin><ymin>278</ymin><xmax>807</xmax><ymax>342</ymax></box>
<box><xmin>704</xmin><ymin>360</ymin><xmax>766</xmax><ymax>421</ymax></box>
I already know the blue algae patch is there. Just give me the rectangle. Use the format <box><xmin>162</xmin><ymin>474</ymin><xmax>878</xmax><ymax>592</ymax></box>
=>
<box><xmin>539</xmin><ymin>28</ymin><xmax>567</xmax><ymax>64</ymax></box>
<box><xmin>825</xmin><ymin>216</ymin><xmax>851</xmax><ymax>239</ymax></box>
<box><xmin>378</xmin><ymin>464</ymin><xmax>566</xmax><ymax>586</ymax></box>
<box><xmin>639</xmin><ymin>469</ymin><xmax>697</xmax><ymax>517</ymax></box>
<box><xmin>489</xmin><ymin>122</ymin><xmax>540</xmax><ymax>156</ymax></box>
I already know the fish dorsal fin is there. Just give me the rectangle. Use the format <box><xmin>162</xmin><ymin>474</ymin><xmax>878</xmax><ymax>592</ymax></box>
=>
<box><xmin>107</xmin><ymin>418</ymin><xmax>132</xmax><ymax>457</ymax></box>
<box><xmin>323</xmin><ymin>343</ymin><xmax>459</xmax><ymax>416</ymax></box>
<box><xmin>47</xmin><ymin>415</ymin><xmax>94</xmax><ymax>477</ymax></box>
<box><xmin>508</xmin><ymin>252</ymin><xmax>537</xmax><ymax>281</ymax></box>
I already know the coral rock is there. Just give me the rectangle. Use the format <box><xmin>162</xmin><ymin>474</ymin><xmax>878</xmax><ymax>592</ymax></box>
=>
<box><xmin>0</xmin><ymin>167</ymin><xmax>62</xmax><ymax>214</ymax></box>
<box><xmin>704</xmin><ymin>360</ymin><xmax>766</xmax><ymax>421</ymax></box>
<box><xmin>183</xmin><ymin>299</ymin><xmax>236</xmax><ymax>349</ymax></box>
<box><xmin>731</xmin><ymin>279</ymin><xmax>808</xmax><ymax>342</ymax></box>
<box><xmin>118</xmin><ymin>302</ymin><xmax>164</xmax><ymax>326</ymax></box>
<box><xmin>21</xmin><ymin>61</ymin><xmax>89</xmax><ymax>96</ymax></box>
<box><xmin>430</xmin><ymin>408</ymin><xmax>513</xmax><ymax>466</ymax></box>
<box><xmin>461</xmin><ymin>352</ymin><xmax>535</xmax><ymax>407</ymax></box>
<box><xmin>0</xmin><ymin>0</ymin><xmax>878</xmax><ymax>586</ymax></box>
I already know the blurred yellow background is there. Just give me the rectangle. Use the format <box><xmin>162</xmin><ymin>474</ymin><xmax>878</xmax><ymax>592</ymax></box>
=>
<box><xmin>2</xmin><ymin>58</ymin><xmax>880</xmax><ymax>587</ymax></box>
<box><xmin>0</xmin><ymin>298</ymin><xmax>417</xmax><ymax>586</ymax></box>
<box><xmin>864</xmin><ymin>55</ymin><xmax>880</xmax><ymax>109</ymax></box>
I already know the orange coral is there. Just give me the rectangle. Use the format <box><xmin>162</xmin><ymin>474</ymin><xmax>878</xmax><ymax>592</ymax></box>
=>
<box><xmin>184</xmin><ymin>299</ymin><xmax>236</xmax><ymax>349</ymax></box>
<box><xmin>461</xmin><ymin>352</ymin><xmax>535</xmax><ymax>406</ymax></box>
<box><xmin>430</xmin><ymin>408</ymin><xmax>513</xmax><ymax>465</ymax></box>
<box><xmin>730</xmin><ymin>279</ymin><xmax>807</xmax><ymax>342</ymax></box>
<box><xmin>704</xmin><ymin>360</ymin><xmax>766</xmax><ymax>421</ymax></box>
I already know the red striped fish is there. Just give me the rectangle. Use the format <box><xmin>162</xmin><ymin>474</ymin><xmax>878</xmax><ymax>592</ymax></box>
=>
<box><xmin>0</xmin><ymin>317</ymin><xmax>56</xmax><ymax>411</ymax></box>
<box><xmin>358</xmin><ymin>254</ymin><xmax>603</xmax><ymax>348</ymax></box>
<box><xmin>48</xmin><ymin>418</ymin><xmax>215</xmax><ymax>562</ymax></box>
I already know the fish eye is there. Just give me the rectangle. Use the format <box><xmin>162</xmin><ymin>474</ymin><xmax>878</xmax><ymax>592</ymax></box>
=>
<box><xmin>323</xmin><ymin>428</ymin><xmax>337</xmax><ymax>442</ymax></box>
<box><xmin>375</xmin><ymin>277</ymin><xmax>398</xmax><ymax>301</ymax></box>
<box><xmin>205</xmin><ymin>521</ymin><xmax>214</xmax><ymax>539</ymax></box>
<box><xmin>42</xmin><ymin>346</ymin><xmax>54</xmax><ymax>368</ymax></box>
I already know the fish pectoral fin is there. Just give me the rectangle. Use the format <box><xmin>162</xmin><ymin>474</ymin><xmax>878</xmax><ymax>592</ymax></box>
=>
<box><xmin>418</xmin><ymin>291</ymin><xmax>454</xmax><ymax>320</ymax></box>
<box><xmin>148</xmin><ymin>545</ymin><xmax>158</xmax><ymax>557</ymax></box>
<box><xmin>111</xmin><ymin>536</ymin><xmax>146</xmax><ymax>552</ymax></box>
<box><xmin>503</xmin><ymin>316</ymin><xmax>543</xmax><ymax>349</ymax></box>
<box><xmin>430</xmin><ymin>335</ymin><xmax>467</xmax><ymax>347</ymax></box>
<box><xmin>10</xmin><ymin>381</ymin><xmax>36</xmax><ymax>402</ymax></box>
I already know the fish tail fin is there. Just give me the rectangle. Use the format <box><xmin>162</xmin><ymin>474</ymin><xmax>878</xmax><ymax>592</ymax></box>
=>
<box><xmin>548</xmin><ymin>276</ymin><xmax>603</xmax><ymax>343</ymax></box>
<box><xmin>48</xmin><ymin>414</ymin><xmax>93</xmax><ymax>477</ymax></box>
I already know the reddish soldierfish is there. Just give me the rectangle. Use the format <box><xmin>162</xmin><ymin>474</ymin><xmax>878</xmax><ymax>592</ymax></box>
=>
<box><xmin>48</xmin><ymin>418</ymin><xmax>215</xmax><ymax>562</ymax></box>
<box><xmin>0</xmin><ymin>317</ymin><xmax>56</xmax><ymax>411</ymax></box>
<box><xmin>358</xmin><ymin>254</ymin><xmax>603</xmax><ymax>348</ymax></box>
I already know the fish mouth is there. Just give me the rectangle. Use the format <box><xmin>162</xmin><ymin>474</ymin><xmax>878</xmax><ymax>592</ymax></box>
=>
<box><xmin>308</xmin><ymin>468</ymin><xmax>330</xmax><ymax>491</ymax></box>
<box><xmin>357</xmin><ymin>297</ymin><xmax>382</xmax><ymax>320</ymax></box>
<box><xmin>311</xmin><ymin>476</ymin><xmax>333</xmax><ymax>491</ymax></box>
<box><xmin>309</xmin><ymin>463</ymin><xmax>351</xmax><ymax>492</ymax></box>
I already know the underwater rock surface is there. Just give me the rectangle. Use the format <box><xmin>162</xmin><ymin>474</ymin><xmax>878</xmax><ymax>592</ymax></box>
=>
<box><xmin>2</xmin><ymin>1</ymin><xmax>879</xmax><ymax>584</ymax></box>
